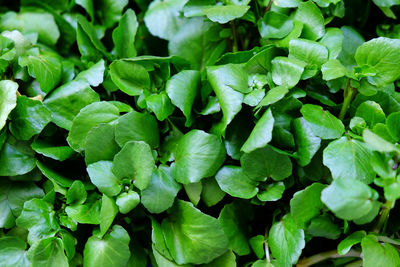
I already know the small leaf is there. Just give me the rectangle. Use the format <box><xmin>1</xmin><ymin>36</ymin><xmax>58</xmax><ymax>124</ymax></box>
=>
<box><xmin>337</xmin><ymin>231</ymin><xmax>366</xmax><ymax>255</ymax></box>
<box><xmin>112</xmin><ymin>9</ymin><xmax>137</xmax><ymax>58</ymax></box>
<box><xmin>203</xmin><ymin>5</ymin><xmax>250</xmax><ymax>24</ymax></box>
<box><xmin>259</xmin><ymin>11</ymin><xmax>293</xmax><ymax>39</ymax></box>
<box><xmin>215</xmin><ymin>166</ymin><xmax>259</xmax><ymax>199</ymax></box>
<box><xmin>0</xmin><ymin>80</ymin><xmax>18</xmax><ymax>131</ymax></box>
<box><xmin>361</xmin><ymin>235</ymin><xmax>400</xmax><ymax>267</ymax></box>
<box><xmin>293</xmin><ymin>117</ymin><xmax>321</xmax><ymax>166</ymax></box>
<box><xmin>271</xmin><ymin>56</ymin><xmax>305</xmax><ymax>88</ymax></box>
<box><xmin>116</xmin><ymin>191</ymin><xmax>140</xmax><ymax>214</ymax></box>
<box><xmin>87</xmin><ymin>161</ymin><xmax>122</xmax><ymax>197</ymax></box>
<box><xmin>294</xmin><ymin>1</ymin><xmax>325</xmax><ymax>41</ymax></box>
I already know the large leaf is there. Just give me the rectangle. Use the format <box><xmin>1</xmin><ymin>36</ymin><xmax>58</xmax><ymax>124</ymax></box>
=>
<box><xmin>9</xmin><ymin>96</ymin><xmax>52</xmax><ymax>140</ymax></box>
<box><xmin>361</xmin><ymin>235</ymin><xmax>400</xmax><ymax>267</ymax></box>
<box><xmin>321</xmin><ymin>178</ymin><xmax>379</xmax><ymax>220</ymax></box>
<box><xmin>87</xmin><ymin>161</ymin><xmax>122</xmax><ymax>197</ymax></box>
<box><xmin>207</xmin><ymin>64</ymin><xmax>245</xmax><ymax>135</ymax></box>
<box><xmin>141</xmin><ymin>165</ymin><xmax>181</xmax><ymax>214</ymax></box>
<box><xmin>83</xmin><ymin>225</ymin><xmax>131</xmax><ymax>267</ymax></box>
<box><xmin>0</xmin><ymin>236</ymin><xmax>30</xmax><ymax>267</ymax></box>
<box><xmin>300</xmin><ymin>104</ymin><xmax>345</xmax><ymax>139</ymax></box>
<box><xmin>215</xmin><ymin>166</ymin><xmax>258</xmax><ymax>199</ymax></box>
<box><xmin>172</xmin><ymin>130</ymin><xmax>226</xmax><ymax>184</ymax></box>
<box><xmin>112</xmin><ymin>9</ymin><xmax>138</xmax><ymax>58</ymax></box>
<box><xmin>67</xmin><ymin>101</ymin><xmax>119</xmax><ymax>152</ymax></box>
<box><xmin>0</xmin><ymin>80</ymin><xmax>18</xmax><ymax>131</ymax></box>
<box><xmin>241</xmin><ymin>108</ymin><xmax>274</xmax><ymax>153</ymax></box>
<box><xmin>0</xmin><ymin>139</ymin><xmax>37</xmax><ymax>176</ymax></box>
<box><xmin>112</xmin><ymin>141</ymin><xmax>155</xmax><ymax>190</ymax></box>
<box><xmin>355</xmin><ymin>37</ymin><xmax>400</xmax><ymax>86</ymax></box>
<box><xmin>268</xmin><ymin>214</ymin><xmax>305</xmax><ymax>267</ymax></box>
<box><xmin>27</xmin><ymin>237</ymin><xmax>68</xmax><ymax>267</ymax></box>
<box><xmin>294</xmin><ymin>1</ymin><xmax>325</xmax><ymax>40</ymax></box>
<box><xmin>271</xmin><ymin>56</ymin><xmax>305</xmax><ymax>88</ymax></box>
<box><xmin>161</xmin><ymin>200</ymin><xmax>229</xmax><ymax>264</ymax></box>
<box><xmin>323</xmin><ymin>136</ymin><xmax>375</xmax><ymax>184</ymax></box>
<box><xmin>115</xmin><ymin>110</ymin><xmax>159</xmax><ymax>148</ymax></box>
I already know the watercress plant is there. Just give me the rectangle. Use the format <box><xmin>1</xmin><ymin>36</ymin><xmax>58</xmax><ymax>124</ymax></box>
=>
<box><xmin>1</xmin><ymin>0</ymin><xmax>400</xmax><ymax>266</ymax></box>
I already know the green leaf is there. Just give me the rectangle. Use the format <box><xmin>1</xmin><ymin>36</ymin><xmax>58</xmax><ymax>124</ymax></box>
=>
<box><xmin>257</xmin><ymin>85</ymin><xmax>289</xmax><ymax>107</ymax></box>
<box><xmin>76</xmin><ymin>0</ymin><xmax>94</xmax><ymax>20</ymax></box>
<box><xmin>87</xmin><ymin>161</ymin><xmax>122</xmax><ymax>197</ymax></box>
<box><xmin>306</xmin><ymin>215</ymin><xmax>341</xmax><ymax>239</ymax></box>
<box><xmin>337</xmin><ymin>231</ymin><xmax>366</xmax><ymax>255</ymax></box>
<box><xmin>241</xmin><ymin>108</ymin><xmax>274</xmax><ymax>153</ymax></box>
<box><xmin>321</xmin><ymin>178</ymin><xmax>379</xmax><ymax>220</ymax></box>
<box><xmin>323</xmin><ymin>136</ymin><xmax>375</xmax><ymax>183</ymax></box>
<box><xmin>0</xmin><ymin>236</ymin><xmax>30</xmax><ymax>267</ymax></box>
<box><xmin>112</xmin><ymin>9</ymin><xmax>138</xmax><ymax>58</ymax></box>
<box><xmin>172</xmin><ymin>130</ymin><xmax>226</xmax><ymax>184</ymax></box>
<box><xmin>0</xmin><ymin>139</ymin><xmax>37</xmax><ymax>176</ymax></box>
<box><xmin>66</xmin><ymin>180</ymin><xmax>87</xmax><ymax>205</ymax></box>
<box><xmin>293</xmin><ymin>117</ymin><xmax>321</xmax><ymax>167</ymax></box>
<box><xmin>31</xmin><ymin>139</ymin><xmax>74</xmax><ymax>161</ymax></box>
<box><xmin>112</xmin><ymin>141</ymin><xmax>155</xmax><ymax>190</ymax></box>
<box><xmin>146</xmin><ymin>91</ymin><xmax>175</xmax><ymax>121</ymax></box>
<box><xmin>338</xmin><ymin>26</ymin><xmax>365</xmax><ymax>69</ymax></box>
<box><xmin>161</xmin><ymin>200</ymin><xmax>228</xmax><ymax>264</ymax></box>
<box><xmin>259</xmin><ymin>11</ymin><xmax>293</xmax><ymax>39</ymax></box>
<box><xmin>141</xmin><ymin>165</ymin><xmax>181</xmax><ymax>214</ymax></box>
<box><xmin>361</xmin><ymin>235</ymin><xmax>400</xmax><ymax>267</ymax></box>
<box><xmin>294</xmin><ymin>1</ymin><xmax>325</xmax><ymax>41</ymax></box>
<box><xmin>257</xmin><ymin>182</ymin><xmax>285</xmax><ymax>202</ymax></box>
<box><xmin>203</xmin><ymin>250</ymin><xmax>237</xmax><ymax>267</ymax></box>
<box><xmin>289</xmin><ymin>38</ymin><xmax>328</xmax><ymax>75</ymax></box>
<box><xmin>386</xmin><ymin>111</ymin><xmax>400</xmax><ymax>141</ymax></box>
<box><xmin>16</xmin><ymin>198</ymin><xmax>59</xmax><ymax>244</ymax></box>
<box><xmin>19</xmin><ymin>53</ymin><xmax>62</xmax><ymax>93</ymax></box>
<box><xmin>184</xmin><ymin>182</ymin><xmax>202</xmax><ymax>206</ymax></box>
<box><xmin>0</xmin><ymin>11</ymin><xmax>60</xmax><ymax>45</ymax></box>
<box><xmin>355</xmin><ymin>100</ymin><xmax>386</xmax><ymax>127</ymax></box>
<box><xmin>166</xmin><ymin>70</ymin><xmax>201</xmax><ymax>124</ymax></box>
<box><xmin>65</xmin><ymin>198</ymin><xmax>101</xmax><ymax>225</ymax></box>
<box><xmin>355</xmin><ymin>37</ymin><xmax>400</xmax><ymax>86</ymax></box>
<box><xmin>271</xmin><ymin>56</ymin><xmax>305</xmax><ymax>88</ymax></box>
<box><xmin>268</xmin><ymin>214</ymin><xmax>305</xmax><ymax>267</ymax></box>
<box><xmin>201</xmin><ymin>178</ymin><xmax>226</xmax><ymax>207</ymax></box>
<box><xmin>9</xmin><ymin>96</ymin><xmax>52</xmax><ymax>140</ymax></box>
<box><xmin>241</xmin><ymin>146</ymin><xmax>293</xmax><ymax>181</ymax></box>
<box><xmin>99</xmin><ymin>194</ymin><xmax>118</xmax><ymax>237</ymax></box>
<box><xmin>290</xmin><ymin>183</ymin><xmax>326</xmax><ymax>228</ymax></box>
<box><xmin>144</xmin><ymin>0</ymin><xmax>188</xmax><ymax>40</ymax></box>
<box><xmin>0</xmin><ymin>180</ymin><xmax>44</xmax><ymax>229</ymax></box>
<box><xmin>83</xmin><ymin>225</ymin><xmax>131</xmax><ymax>267</ymax></box>
<box><xmin>321</xmin><ymin>59</ymin><xmax>348</xmax><ymax>80</ymax></box>
<box><xmin>84</xmin><ymin>123</ymin><xmax>120</xmax><ymax>165</ymax></box>
<box><xmin>115</xmin><ymin>110</ymin><xmax>160</xmax><ymax>148</ymax></box>
<box><xmin>67</xmin><ymin>101</ymin><xmax>119</xmax><ymax>152</ymax></box>
<box><xmin>75</xmin><ymin>59</ymin><xmax>105</xmax><ymax>87</ymax></box>
<box><xmin>219</xmin><ymin>201</ymin><xmax>252</xmax><ymax>256</ymax></box>
<box><xmin>27</xmin><ymin>237</ymin><xmax>68</xmax><ymax>267</ymax></box>
<box><xmin>215</xmin><ymin>166</ymin><xmax>258</xmax><ymax>199</ymax></box>
<box><xmin>319</xmin><ymin>28</ymin><xmax>343</xmax><ymax>59</ymax></box>
<box><xmin>300</xmin><ymin>104</ymin><xmax>345</xmax><ymax>139</ymax></box>
<box><xmin>0</xmin><ymin>80</ymin><xmax>18</xmax><ymax>131</ymax></box>
<box><xmin>116</xmin><ymin>191</ymin><xmax>140</xmax><ymax>214</ymax></box>
<box><xmin>203</xmin><ymin>5</ymin><xmax>250</xmax><ymax>24</ymax></box>
<box><xmin>43</xmin><ymin>79</ymin><xmax>100</xmax><ymax>130</ymax></box>
<box><xmin>207</xmin><ymin>64</ymin><xmax>245</xmax><ymax>135</ymax></box>
<box><xmin>109</xmin><ymin>60</ymin><xmax>150</xmax><ymax>96</ymax></box>
<box><xmin>99</xmin><ymin>0</ymin><xmax>129</xmax><ymax>28</ymax></box>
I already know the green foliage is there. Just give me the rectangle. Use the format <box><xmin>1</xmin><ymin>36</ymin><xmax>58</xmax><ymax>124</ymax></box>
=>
<box><xmin>1</xmin><ymin>0</ymin><xmax>400</xmax><ymax>266</ymax></box>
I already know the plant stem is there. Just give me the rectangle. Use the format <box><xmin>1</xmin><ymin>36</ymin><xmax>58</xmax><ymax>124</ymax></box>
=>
<box><xmin>374</xmin><ymin>200</ymin><xmax>394</xmax><ymax>233</ymax></box>
<box><xmin>266</xmin><ymin>0</ymin><xmax>273</xmax><ymax>12</ymax></box>
<box><xmin>230</xmin><ymin>21</ymin><xmax>238</xmax><ymax>52</ymax></box>
<box><xmin>296</xmin><ymin>249</ymin><xmax>361</xmax><ymax>267</ymax></box>
<box><xmin>339</xmin><ymin>79</ymin><xmax>357</xmax><ymax>121</ymax></box>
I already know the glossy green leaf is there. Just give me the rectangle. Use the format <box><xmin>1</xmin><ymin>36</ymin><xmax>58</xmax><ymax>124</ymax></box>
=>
<box><xmin>110</xmin><ymin>60</ymin><xmax>150</xmax><ymax>96</ymax></box>
<box><xmin>67</xmin><ymin>101</ymin><xmax>119</xmax><ymax>152</ymax></box>
<box><xmin>321</xmin><ymin>59</ymin><xmax>348</xmax><ymax>80</ymax></box>
<box><xmin>0</xmin><ymin>80</ymin><xmax>18</xmax><ymax>131</ymax></box>
<box><xmin>323</xmin><ymin>136</ymin><xmax>375</xmax><ymax>183</ymax></box>
<box><xmin>99</xmin><ymin>194</ymin><xmax>118</xmax><ymax>237</ymax></box>
<box><xmin>271</xmin><ymin>56</ymin><xmax>305</xmax><ymax>88</ymax></box>
<box><xmin>146</xmin><ymin>91</ymin><xmax>175</xmax><ymax>121</ymax></box>
<box><xmin>19</xmin><ymin>53</ymin><xmax>61</xmax><ymax>93</ymax></box>
<box><xmin>9</xmin><ymin>96</ymin><xmax>51</xmax><ymax>140</ymax></box>
<box><xmin>300</xmin><ymin>104</ymin><xmax>344</xmax><ymax>139</ymax></box>
<box><xmin>115</xmin><ymin>110</ymin><xmax>159</xmax><ymax>148</ymax></box>
<box><xmin>386</xmin><ymin>111</ymin><xmax>400</xmax><ymax>141</ymax></box>
<box><xmin>66</xmin><ymin>180</ymin><xmax>87</xmax><ymax>205</ymax></box>
<box><xmin>0</xmin><ymin>139</ymin><xmax>37</xmax><ymax>176</ymax></box>
<box><xmin>319</xmin><ymin>28</ymin><xmax>343</xmax><ymax>59</ymax></box>
<box><xmin>112</xmin><ymin>9</ymin><xmax>138</xmax><ymax>58</ymax></box>
<box><xmin>203</xmin><ymin>5</ymin><xmax>250</xmax><ymax>24</ymax></box>
<box><xmin>259</xmin><ymin>11</ymin><xmax>293</xmax><ymax>39</ymax></box>
<box><xmin>65</xmin><ymin>198</ymin><xmax>101</xmax><ymax>225</ymax></box>
<box><xmin>289</xmin><ymin>38</ymin><xmax>328</xmax><ymax>70</ymax></box>
<box><xmin>257</xmin><ymin>182</ymin><xmax>285</xmax><ymax>202</ymax></box>
<box><xmin>99</xmin><ymin>0</ymin><xmax>129</xmax><ymax>28</ymax></box>
<box><xmin>293</xmin><ymin>117</ymin><xmax>321</xmax><ymax>166</ymax></box>
<box><xmin>361</xmin><ymin>235</ymin><xmax>400</xmax><ymax>267</ymax></box>
<box><xmin>268</xmin><ymin>214</ymin><xmax>305</xmax><ymax>267</ymax></box>
<box><xmin>321</xmin><ymin>178</ymin><xmax>379</xmax><ymax>220</ymax></box>
<box><xmin>27</xmin><ymin>237</ymin><xmax>68</xmax><ymax>267</ymax></box>
<box><xmin>166</xmin><ymin>70</ymin><xmax>200</xmax><ymax>124</ymax></box>
<box><xmin>0</xmin><ymin>236</ymin><xmax>30</xmax><ymax>267</ymax></box>
<box><xmin>294</xmin><ymin>1</ymin><xmax>325</xmax><ymax>41</ymax></box>
<box><xmin>207</xmin><ymin>64</ymin><xmax>245</xmax><ymax>135</ymax></box>
<box><xmin>87</xmin><ymin>161</ymin><xmax>122</xmax><ymax>197</ymax></box>
<box><xmin>241</xmin><ymin>146</ymin><xmax>293</xmax><ymax>181</ymax></box>
<box><xmin>241</xmin><ymin>108</ymin><xmax>274</xmax><ymax>153</ymax></box>
<box><xmin>83</xmin><ymin>225</ymin><xmax>131</xmax><ymax>267</ymax></box>
<box><xmin>116</xmin><ymin>191</ymin><xmax>140</xmax><ymax>214</ymax></box>
<box><xmin>215</xmin><ymin>166</ymin><xmax>258</xmax><ymax>199</ymax></box>
<box><xmin>337</xmin><ymin>231</ymin><xmax>366</xmax><ymax>255</ymax></box>
<box><xmin>161</xmin><ymin>200</ymin><xmax>229</xmax><ymax>264</ymax></box>
<box><xmin>112</xmin><ymin>141</ymin><xmax>155</xmax><ymax>190</ymax></box>
<box><xmin>355</xmin><ymin>100</ymin><xmax>386</xmax><ymax>127</ymax></box>
<box><xmin>172</xmin><ymin>130</ymin><xmax>226</xmax><ymax>184</ymax></box>
<box><xmin>290</xmin><ymin>183</ymin><xmax>326</xmax><ymax>228</ymax></box>
<box><xmin>141</xmin><ymin>165</ymin><xmax>181</xmax><ymax>214</ymax></box>
<box><xmin>355</xmin><ymin>37</ymin><xmax>400</xmax><ymax>86</ymax></box>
